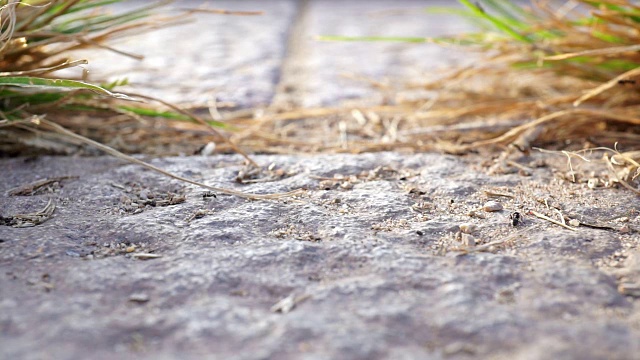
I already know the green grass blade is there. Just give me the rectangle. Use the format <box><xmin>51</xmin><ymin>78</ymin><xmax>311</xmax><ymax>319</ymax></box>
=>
<box><xmin>47</xmin><ymin>1</ymin><xmax>167</xmax><ymax>34</ymax></box>
<box><xmin>66</xmin><ymin>0</ymin><xmax>126</xmax><ymax>14</ymax></box>
<box><xmin>424</xmin><ymin>7</ymin><xmax>492</xmax><ymax>29</ymax></box>
<box><xmin>318</xmin><ymin>33</ymin><xmax>506</xmax><ymax>46</ymax></box>
<box><xmin>0</xmin><ymin>76</ymin><xmax>136</xmax><ymax>100</ymax></box>
<box><xmin>591</xmin><ymin>59</ymin><xmax>640</xmax><ymax>72</ymax></box>
<box><xmin>482</xmin><ymin>0</ymin><xmax>533</xmax><ymax>23</ymax></box>
<box><xmin>591</xmin><ymin>30</ymin><xmax>625</xmax><ymax>44</ymax></box>
<box><xmin>117</xmin><ymin>105</ymin><xmax>191</xmax><ymax>121</ymax></box>
<box><xmin>480</xmin><ymin>0</ymin><xmax>525</xmax><ymax>28</ymax></box>
<box><xmin>458</xmin><ymin>0</ymin><xmax>533</xmax><ymax>43</ymax></box>
<box><xmin>0</xmin><ymin>89</ymin><xmax>67</xmax><ymax>105</ymax></box>
<box><xmin>582</xmin><ymin>1</ymin><xmax>627</xmax><ymax>12</ymax></box>
<box><xmin>101</xmin><ymin>78</ymin><xmax>129</xmax><ymax>90</ymax></box>
<box><xmin>52</xmin><ymin>10</ymin><xmax>151</xmax><ymax>34</ymax></box>
<box><xmin>117</xmin><ymin>105</ymin><xmax>231</xmax><ymax>128</ymax></box>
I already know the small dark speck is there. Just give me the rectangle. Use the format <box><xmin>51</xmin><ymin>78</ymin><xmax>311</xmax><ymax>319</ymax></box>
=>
<box><xmin>416</xmin><ymin>230</ymin><xmax>424</xmax><ymax>236</ymax></box>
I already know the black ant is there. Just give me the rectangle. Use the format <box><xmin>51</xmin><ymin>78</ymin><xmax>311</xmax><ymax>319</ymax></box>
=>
<box><xmin>202</xmin><ymin>191</ymin><xmax>217</xmax><ymax>199</ymax></box>
<box><xmin>509</xmin><ymin>212</ymin><xmax>522</xmax><ymax>226</ymax></box>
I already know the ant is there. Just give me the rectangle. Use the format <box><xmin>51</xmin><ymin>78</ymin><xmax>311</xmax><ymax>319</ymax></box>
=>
<box><xmin>509</xmin><ymin>212</ymin><xmax>522</xmax><ymax>226</ymax></box>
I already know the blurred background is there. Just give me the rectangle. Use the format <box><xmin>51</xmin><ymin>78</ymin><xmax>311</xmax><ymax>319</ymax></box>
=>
<box><xmin>84</xmin><ymin>0</ymin><xmax>473</xmax><ymax>108</ymax></box>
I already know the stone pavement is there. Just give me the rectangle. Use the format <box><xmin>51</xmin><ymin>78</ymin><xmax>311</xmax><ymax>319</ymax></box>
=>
<box><xmin>2</xmin><ymin>1</ymin><xmax>640</xmax><ymax>359</ymax></box>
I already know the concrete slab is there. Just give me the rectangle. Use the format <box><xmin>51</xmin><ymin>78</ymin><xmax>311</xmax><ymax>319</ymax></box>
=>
<box><xmin>2</xmin><ymin>1</ymin><xmax>640</xmax><ymax>359</ymax></box>
<box><xmin>2</xmin><ymin>152</ymin><xmax>639</xmax><ymax>359</ymax></box>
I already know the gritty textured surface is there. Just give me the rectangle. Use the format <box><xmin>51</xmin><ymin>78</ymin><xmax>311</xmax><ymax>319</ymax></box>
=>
<box><xmin>1</xmin><ymin>153</ymin><xmax>640</xmax><ymax>360</ymax></box>
<box><xmin>3</xmin><ymin>0</ymin><xmax>640</xmax><ymax>359</ymax></box>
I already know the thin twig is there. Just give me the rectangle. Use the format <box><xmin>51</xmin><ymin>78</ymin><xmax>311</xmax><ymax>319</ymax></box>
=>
<box><xmin>37</xmin><ymin>119</ymin><xmax>304</xmax><ymax>200</ymax></box>
<box><xmin>123</xmin><ymin>92</ymin><xmax>258</xmax><ymax>167</ymax></box>
<box><xmin>545</xmin><ymin>44</ymin><xmax>640</xmax><ymax>61</ymax></box>
<box><xmin>605</xmin><ymin>154</ymin><xmax>640</xmax><ymax>196</ymax></box>
<box><xmin>0</xmin><ymin>59</ymin><xmax>88</xmax><ymax>77</ymax></box>
<box><xmin>531</xmin><ymin>210</ymin><xmax>578</xmax><ymax>231</ymax></box>
<box><xmin>553</xmin><ymin>208</ymin><xmax>566</xmax><ymax>225</ymax></box>
<box><xmin>483</xmin><ymin>190</ymin><xmax>515</xmax><ymax>198</ymax></box>
<box><xmin>574</xmin><ymin>67</ymin><xmax>640</xmax><ymax>106</ymax></box>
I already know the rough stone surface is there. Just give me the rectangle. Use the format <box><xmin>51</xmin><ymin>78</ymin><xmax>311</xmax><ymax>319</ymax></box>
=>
<box><xmin>3</xmin><ymin>1</ymin><xmax>640</xmax><ymax>359</ymax></box>
<box><xmin>2</xmin><ymin>152</ymin><xmax>639</xmax><ymax>359</ymax></box>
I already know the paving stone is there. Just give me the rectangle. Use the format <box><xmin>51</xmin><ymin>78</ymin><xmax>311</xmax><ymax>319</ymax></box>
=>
<box><xmin>1</xmin><ymin>152</ymin><xmax>639</xmax><ymax>359</ymax></box>
<box><xmin>2</xmin><ymin>1</ymin><xmax>640</xmax><ymax>359</ymax></box>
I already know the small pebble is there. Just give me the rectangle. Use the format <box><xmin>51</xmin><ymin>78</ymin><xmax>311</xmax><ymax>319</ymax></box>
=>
<box><xmin>461</xmin><ymin>233</ymin><xmax>476</xmax><ymax>247</ymax></box>
<box><xmin>65</xmin><ymin>250</ymin><xmax>80</xmax><ymax>257</ymax></box>
<box><xmin>568</xmin><ymin>219</ymin><xmax>580</xmax><ymax>227</ymax></box>
<box><xmin>467</xmin><ymin>210</ymin><xmax>486</xmax><ymax>219</ymax></box>
<box><xmin>200</xmin><ymin>141</ymin><xmax>216</xmax><ymax>156</ymax></box>
<box><xmin>129</xmin><ymin>293</ymin><xmax>150</xmax><ymax>303</ymax></box>
<box><xmin>120</xmin><ymin>194</ymin><xmax>132</xmax><ymax>205</ymax></box>
<box><xmin>518</xmin><ymin>169</ymin><xmax>531</xmax><ymax>177</ymax></box>
<box><xmin>459</xmin><ymin>224</ymin><xmax>477</xmax><ymax>234</ymax></box>
<box><xmin>618</xmin><ymin>283</ymin><xmax>640</xmax><ymax>297</ymax></box>
<box><xmin>340</xmin><ymin>182</ymin><xmax>354</xmax><ymax>190</ymax></box>
<box><xmin>131</xmin><ymin>253</ymin><xmax>162</xmax><ymax>260</ymax></box>
<box><xmin>483</xmin><ymin>201</ymin><xmax>503</xmax><ymax>212</ymax></box>
<box><xmin>139</xmin><ymin>189</ymin><xmax>150</xmax><ymax>200</ymax></box>
<box><xmin>126</xmin><ymin>245</ymin><xmax>136</xmax><ymax>253</ymax></box>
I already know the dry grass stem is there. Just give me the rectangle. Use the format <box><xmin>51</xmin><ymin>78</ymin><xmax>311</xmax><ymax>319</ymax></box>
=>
<box><xmin>531</xmin><ymin>210</ymin><xmax>578</xmax><ymax>231</ymax></box>
<box><xmin>605</xmin><ymin>154</ymin><xmax>640</xmax><ymax>195</ymax></box>
<box><xmin>35</xmin><ymin>119</ymin><xmax>304</xmax><ymax>200</ymax></box>
<box><xmin>2</xmin><ymin>1</ymin><xmax>639</xmax><ymax>197</ymax></box>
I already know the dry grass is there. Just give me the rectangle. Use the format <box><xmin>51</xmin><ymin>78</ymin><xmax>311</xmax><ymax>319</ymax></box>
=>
<box><xmin>213</xmin><ymin>0</ymin><xmax>639</xmax><ymax>193</ymax></box>
<box><xmin>224</xmin><ymin>1</ymin><xmax>640</xmax><ymax>153</ymax></box>
<box><xmin>0</xmin><ymin>0</ymin><xmax>262</xmax><ymax>157</ymax></box>
<box><xmin>1</xmin><ymin>1</ymin><xmax>638</xmax><ymax>195</ymax></box>
<box><xmin>0</xmin><ymin>0</ymin><xmax>301</xmax><ymax>198</ymax></box>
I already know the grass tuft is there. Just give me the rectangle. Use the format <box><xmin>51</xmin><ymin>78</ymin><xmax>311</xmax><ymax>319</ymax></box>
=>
<box><xmin>0</xmin><ymin>0</ymin><xmax>249</xmax><ymax>156</ymax></box>
<box><xmin>0</xmin><ymin>0</ymin><xmax>281</xmax><ymax>198</ymax></box>
<box><xmin>234</xmin><ymin>1</ymin><xmax>640</xmax><ymax>194</ymax></box>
